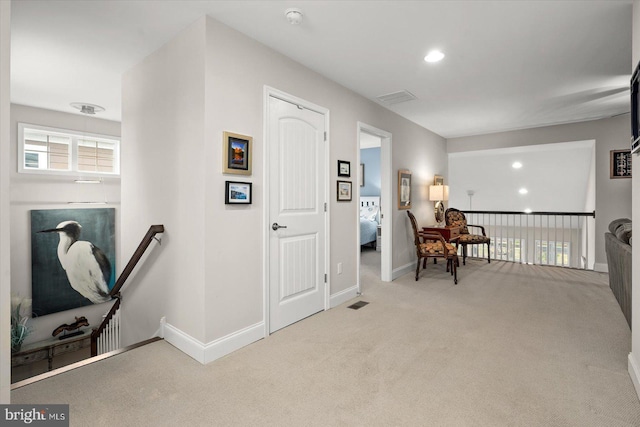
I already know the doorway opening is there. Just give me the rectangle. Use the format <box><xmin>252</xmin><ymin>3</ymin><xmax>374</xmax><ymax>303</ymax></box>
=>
<box><xmin>357</xmin><ymin>122</ymin><xmax>392</xmax><ymax>293</ymax></box>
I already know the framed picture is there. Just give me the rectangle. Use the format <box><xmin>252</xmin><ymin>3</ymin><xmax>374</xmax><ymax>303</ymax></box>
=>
<box><xmin>398</xmin><ymin>169</ymin><xmax>411</xmax><ymax>210</ymax></box>
<box><xmin>337</xmin><ymin>180</ymin><xmax>352</xmax><ymax>201</ymax></box>
<box><xmin>225</xmin><ymin>181</ymin><xmax>252</xmax><ymax>204</ymax></box>
<box><xmin>31</xmin><ymin>208</ymin><xmax>116</xmax><ymax>316</ymax></box>
<box><xmin>434</xmin><ymin>175</ymin><xmax>444</xmax><ymax>185</ymax></box>
<box><xmin>338</xmin><ymin>160</ymin><xmax>351</xmax><ymax>177</ymax></box>
<box><xmin>610</xmin><ymin>149</ymin><xmax>632</xmax><ymax>179</ymax></box>
<box><xmin>223</xmin><ymin>131</ymin><xmax>252</xmax><ymax>175</ymax></box>
<box><xmin>359</xmin><ymin>164</ymin><xmax>365</xmax><ymax>187</ymax></box>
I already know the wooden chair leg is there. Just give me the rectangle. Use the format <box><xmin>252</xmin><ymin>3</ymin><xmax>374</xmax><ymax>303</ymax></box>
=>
<box><xmin>462</xmin><ymin>245</ymin><xmax>467</xmax><ymax>265</ymax></box>
<box><xmin>487</xmin><ymin>242</ymin><xmax>491</xmax><ymax>263</ymax></box>
<box><xmin>453</xmin><ymin>257</ymin><xmax>458</xmax><ymax>284</ymax></box>
<box><xmin>415</xmin><ymin>256</ymin><xmax>421</xmax><ymax>281</ymax></box>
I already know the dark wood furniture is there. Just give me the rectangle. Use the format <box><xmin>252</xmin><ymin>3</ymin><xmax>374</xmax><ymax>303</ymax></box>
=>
<box><xmin>11</xmin><ymin>328</ymin><xmax>91</xmax><ymax>372</ymax></box>
<box><xmin>407</xmin><ymin>211</ymin><xmax>458</xmax><ymax>284</ymax></box>
<box><xmin>445</xmin><ymin>208</ymin><xmax>491</xmax><ymax>265</ymax></box>
<box><xmin>422</xmin><ymin>225</ymin><xmax>460</xmax><ymax>243</ymax></box>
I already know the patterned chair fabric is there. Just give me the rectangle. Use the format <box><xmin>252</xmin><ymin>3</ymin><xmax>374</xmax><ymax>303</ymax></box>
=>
<box><xmin>444</xmin><ymin>207</ymin><xmax>491</xmax><ymax>264</ymax></box>
<box><xmin>407</xmin><ymin>211</ymin><xmax>458</xmax><ymax>284</ymax></box>
<box><xmin>419</xmin><ymin>241</ymin><xmax>458</xmax><ymax>256</ymax></box>
<box><xmin>444</xmin><ymin>209</ymin><xmax>469</xmax><ymax>234</ymax></box>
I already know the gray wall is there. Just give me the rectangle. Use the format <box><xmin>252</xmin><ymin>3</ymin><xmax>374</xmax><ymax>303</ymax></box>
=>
<box><xmin>121</xmin><ymin>16</ymin><xmax>448</xmax><ymax>351</ymax></box>
<box><xmin>447</xmin><ymin>115</ymin><xmax>631</xmax><ymax>268</ymax></box>
<box><xmin>629</xmin><ymin>0</ymin><xmax>640</xmax><ymax>399</ymax></box>
<box><xmin>1</xmin><ymin>0</ymin><xmax>11</xmax><ymax>404</ymax></box>
<box><xmin>9</xmin><ymin>105</ymin><xmax>121</xmax><ymax>349</ymax></box>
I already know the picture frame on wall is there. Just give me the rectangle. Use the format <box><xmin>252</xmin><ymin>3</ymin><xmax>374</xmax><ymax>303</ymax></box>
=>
<box><xmin>338</xmin><ymin>160</ymin><xmax>351</xmax><ymax>177</ymax></box>
<box><xmin>225</xmin><ymin>181</ymin><xmax>252</xmax><ymax>204</ymax></box>
<box><xmin>398</xmin><ymin>169</ymin><xmax>411</xmax><ymax>210</ymax></box>
<box><xmin>337</xmin><ymin>180</ymin><xmax>352</xmax><ymax>201</ymax></box>
<box><xmin>610</xmin><ymin>149</ymin><xmax>632</xmax><ymax>179</ymax></box>
<box><xmin>223</xmin><ymin>131</ymin><xmax>252</xmax><ymax>175</ymax></box>
<box><xmin>31</xmin><ymin>208</ymin><xmax>116</xmax><ymax>316</ymax></box>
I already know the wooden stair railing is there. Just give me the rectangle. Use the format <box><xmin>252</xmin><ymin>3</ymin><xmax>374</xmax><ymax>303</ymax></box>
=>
<box><xmin>91</xmin><ymin>224</ymin><xmax>164</xmax><ymax>356</ymax></box>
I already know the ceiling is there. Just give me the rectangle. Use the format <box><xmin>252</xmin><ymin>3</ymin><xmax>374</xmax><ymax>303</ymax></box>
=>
<box><xmin>9</xmin><ymin>0</ymin><xmax>633</xmax><ymax>139</ymax></box>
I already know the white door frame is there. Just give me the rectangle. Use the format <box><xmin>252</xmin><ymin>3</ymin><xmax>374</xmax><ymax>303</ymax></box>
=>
<box><xmin>263</xmin><ymin>86</ymin><xmax>330</xmax><ymax>336</ymax></box>
<box><xmin>357</xmin><ymin>122</ymin><xmax>392</xmax><ymax>286</ymax></box>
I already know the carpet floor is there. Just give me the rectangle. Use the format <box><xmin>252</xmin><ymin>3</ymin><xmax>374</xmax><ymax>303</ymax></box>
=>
<box><xmin>11</xmin><ymin>256</ymin><xmax>640</xmax><ymax>426</ymax></box>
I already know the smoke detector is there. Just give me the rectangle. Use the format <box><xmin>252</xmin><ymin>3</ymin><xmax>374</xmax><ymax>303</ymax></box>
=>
<box><xmin>70</xmin><ymin>102</ymin><xmax>105</xmax><ymax>115</ymax></box>
<box><xmin>285</xmin><ymin>8</ymin><xmax>304</xmax><ymax>25</ymax></box>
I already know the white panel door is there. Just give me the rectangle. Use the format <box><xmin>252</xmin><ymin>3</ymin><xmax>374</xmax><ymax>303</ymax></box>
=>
<box><xmin>268</xmin><ymin>95</ymin><xmax>326</xmax><ymax>333</ymax></box>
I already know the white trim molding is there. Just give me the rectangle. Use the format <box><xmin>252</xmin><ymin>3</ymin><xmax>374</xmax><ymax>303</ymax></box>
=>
<box><xmin>330</xmin><ymin>285</ymin><xmax>359</xmax><ymax>308</ymax></box>
<box><xmin>629</xmin><ymin>352</ymin><xmax>640</xmax><ymax>401</ymax></box>
<box><xmin>161</xmin><ymin>319</ymin><xmax>264</xmax><ymax>365</ymax></box>
<box><xmin>593</xmin><ymin>262</ymin><xmax>608</xmax><ymax>273</ymax></box>
<box><xmin>393</xmin><ymin>261</ymin><xmax>416</xmax><ymax>281</ymax></box>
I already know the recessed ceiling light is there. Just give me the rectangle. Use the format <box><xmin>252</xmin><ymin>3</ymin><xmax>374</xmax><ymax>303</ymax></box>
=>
<box><xmin>512</xmin><ymin>162</ymin><xmax>523</xmax><ymax>169</ymax></box>
<box><xmin>524</xmin><ymin>208</ymin><xmax>532</xmax><ymax>214</ymax></box>
<box><xmin>519</xmin><ymin>188</ymin><xmax>528</xmax><ymax>194</ymax></box>
<box><xmin>424</xmin><ymin>50</ymin><xmax>445</xmax><ymax>63</ymax></box>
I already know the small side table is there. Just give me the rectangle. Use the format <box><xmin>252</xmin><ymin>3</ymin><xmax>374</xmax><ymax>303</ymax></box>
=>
<box><xmin>422</xmin><ymin>225</ymin><xmax>460</xmax><ymax>243</ymax></box>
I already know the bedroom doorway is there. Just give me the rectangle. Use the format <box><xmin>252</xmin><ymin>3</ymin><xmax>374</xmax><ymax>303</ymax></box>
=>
<box><xmin>357</xmin><ymin>122</ymin><xmax>392</xmax><ymax>292</ymax></box>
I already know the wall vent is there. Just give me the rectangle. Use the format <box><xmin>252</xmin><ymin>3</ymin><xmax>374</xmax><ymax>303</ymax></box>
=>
<box><xmin>376</xmin><ymin>90</ymin><xmax>417</xmax><ymax>105</ymax></box>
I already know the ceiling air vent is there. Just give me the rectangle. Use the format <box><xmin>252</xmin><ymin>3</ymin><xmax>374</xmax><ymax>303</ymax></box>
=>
<box><xmin>376</xmin><ymin>90</ymin><xmax>417</xmax><ymax>105</ymax></box>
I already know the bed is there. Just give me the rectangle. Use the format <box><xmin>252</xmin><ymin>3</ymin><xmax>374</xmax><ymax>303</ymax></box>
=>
<box><xmin>360</xmin><ymin>197</ymin><xmax>380</xmax><ymax>247</ymax></box>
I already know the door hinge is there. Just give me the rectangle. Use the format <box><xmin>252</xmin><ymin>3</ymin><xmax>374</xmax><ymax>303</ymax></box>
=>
<box><xmin>324</xmin><ymin>274</ymin><xmax>327</xmax><ymax>283</ymax></box>
<box><xmin>324</xmin><ymin>202</ymin><xmax>327</xmax><ymax>212</ymax></box>
<box><xmin>324</xmin><ymin>131</ymin><xmax>327</xmax><ymax>141</ymax></box>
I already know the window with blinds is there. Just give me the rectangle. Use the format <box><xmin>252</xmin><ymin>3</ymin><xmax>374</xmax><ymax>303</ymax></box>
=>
<box><xmin>19</xmin><ymin>123</ymin><xmax>119</xmax><ymax>176</ymax></box>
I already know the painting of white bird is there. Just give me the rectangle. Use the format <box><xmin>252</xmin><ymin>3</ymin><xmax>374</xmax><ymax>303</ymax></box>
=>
<box><xmin>40</xmin><ymin>221</ymin><xmax>112</xmax><ymax>304</ymax></box>
<box><xmin>31</xmin><ymin>208</ymin><xmax>116</xmax><ymax>316</ymax></box>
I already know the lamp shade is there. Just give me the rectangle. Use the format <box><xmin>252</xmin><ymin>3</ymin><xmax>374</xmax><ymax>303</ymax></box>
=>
<box><xmin>429</xmin><ymin>185</ymin><xmax>449</xmax><ymax>201</ymax></box>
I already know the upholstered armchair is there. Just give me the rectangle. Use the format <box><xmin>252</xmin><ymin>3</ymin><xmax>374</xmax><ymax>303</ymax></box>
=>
<box><xmin>407</xmin><ymin>211</ymin><xmax>458</xmax><ymax>284</ymax></box>
<box><xmin>444</xmin><ymin>208</ymin><xmax>491</xmax><ymax>265</ymax></box>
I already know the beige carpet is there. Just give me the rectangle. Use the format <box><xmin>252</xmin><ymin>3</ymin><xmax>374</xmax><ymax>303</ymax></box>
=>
<box><xmin>12</xmin><ymin>258</ymin><xmax>640</xmax><ymax>426</ymax></box>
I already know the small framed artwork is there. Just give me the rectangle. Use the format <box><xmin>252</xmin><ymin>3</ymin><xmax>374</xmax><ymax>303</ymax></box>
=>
<box><xmin>359</xmin><ymin>164</ymin><xmax>365</xmax><ymax>187</ymax></box>
<box><xmin>225</xmin><ymin>181</ymin><xmax>252</xmax><ymax>204</ymax></box>
<box><xmin>610</xmin><ymin>149</ymin><xmax>632</xmax><ymax>179</ymax></box>
<box><xmin>398</xmin><ymin>169</ymin><xmax>411</xmax><ymax>210</ymax></box>
<box><xmin>223</xmin><ymin>131</ymin><xmax>252</xmax><ymax>175</ymax></box>
<box><xmin>338</xmin><ymin>160</ymin><xmax>351</xmax><ymax>177</ymax></box>
<box><xmin>434</xmin><ymin>175</ymin><xmax>444</xmax><ymax>185</ymax></box>
<box><xmin>337</xmin><ymin>180</ymin><xmax>352</xmax><ymax>201</ymax></box>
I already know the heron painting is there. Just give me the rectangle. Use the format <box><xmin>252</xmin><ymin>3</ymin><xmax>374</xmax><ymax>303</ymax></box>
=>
<box><xmin>31</xmin><ymin>208</ymin><xmax>116</xmax><ymax>316</ymax></box>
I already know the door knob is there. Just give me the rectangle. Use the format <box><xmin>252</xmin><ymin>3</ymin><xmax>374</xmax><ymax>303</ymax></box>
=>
<box><xmin>272</xmin><ymin>223</ymin><xmax>288</xmax><ymax>231</ymax></box>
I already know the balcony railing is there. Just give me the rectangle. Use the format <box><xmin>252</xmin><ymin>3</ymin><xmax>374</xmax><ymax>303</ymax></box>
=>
<box><xmin>460</xmin><ymin>210</ymin><xmax>595</xmax><ymax>270</ymax></box>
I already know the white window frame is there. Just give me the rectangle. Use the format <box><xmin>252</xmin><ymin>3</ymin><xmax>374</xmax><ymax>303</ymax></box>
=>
<box><xmin>18</xmin><ymin>122</ymin><xmax>120</xmax><ymax>176</ymax></box>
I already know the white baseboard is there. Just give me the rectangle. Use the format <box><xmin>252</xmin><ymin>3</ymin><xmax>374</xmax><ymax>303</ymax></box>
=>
<box><xmin>161</xmin><ymin>319</ymin><xmax>264</xmax><ymax>365</ymax></box>
<box><xmin>330</xmin><ymin>284</ymin><xmax>359</xmax><ymax>308</ymax></box>
<box><xmin>594</xmin><ymin>262</ymin><xmax>608</xmax><ymax>273</ymax></box>
<box><xmin>628</xmin><ymin>353</ymin><xmax>640</xmax><ymax>401</ymax></box>
<box><xmin>393</xmin><ymin>261</ymin><xmax>415</xmax><ymax>280</ymax></box>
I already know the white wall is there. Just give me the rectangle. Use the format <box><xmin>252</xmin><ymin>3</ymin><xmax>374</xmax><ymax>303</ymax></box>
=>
<box><xmin>122</xmin><ymin>16</ymin><xmax>447</xmax><ymax>357</ymax></box>
<box><xmin>9</xmin><ymin>105</ymin><xmax>120</xmax><ymax>348</ymax></box>
<box><xmin>1</xmin><ymin>0</ymin><xmax>11</xmax><ymax>405</ymax></box>
<box><xmin>121</xmin><ymin>20</ymin><xmax>207</xmax><ymax>346</ymax></box>
<box><xmin>629</xmin><ymin>0</ymin><xmax>640</xmax><ymax>403</ymax></box>
<box><xmin>447</xmin><ymin>115</ymin><xmax>631</xmax><ymax>268</ymax></box>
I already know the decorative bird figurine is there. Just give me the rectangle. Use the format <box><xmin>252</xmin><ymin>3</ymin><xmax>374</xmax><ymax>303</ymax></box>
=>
<box><xmin>40</xmin><ymin>221</ymin><xmax>112</xmax><ymax>304</ymax></box>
